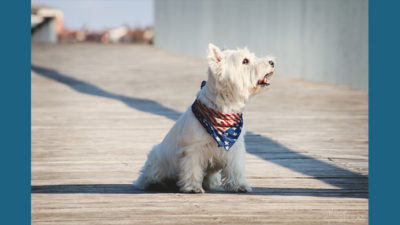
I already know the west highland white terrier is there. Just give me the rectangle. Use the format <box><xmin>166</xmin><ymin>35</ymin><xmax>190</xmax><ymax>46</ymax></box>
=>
<box><xmin>134</xmin><ymin>43</ymin><xmax>275</xmax><ymax>193</ymax></box>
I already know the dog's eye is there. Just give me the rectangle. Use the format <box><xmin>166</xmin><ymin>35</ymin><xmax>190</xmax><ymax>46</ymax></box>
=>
<box><xmin>242</xmin><ymin>58</ymin><xmax>249</xmax><ymax>64</ymax></box>
<box><xmin>269</xmin><ymin>60</ymin><xmax>274</xmax><ymax>68</ymax></box>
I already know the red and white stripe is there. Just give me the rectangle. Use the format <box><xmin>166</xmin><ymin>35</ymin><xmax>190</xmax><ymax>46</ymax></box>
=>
<box><xmin>194</xmin><ymin>100</ymin><xmax>241</xmax><ymax>133</ymax></box>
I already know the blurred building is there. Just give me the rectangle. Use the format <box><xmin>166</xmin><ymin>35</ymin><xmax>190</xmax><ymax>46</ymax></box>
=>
<box><xmin>154</xmin><ymin>0</ymin><xmax>368</xmax><ymax>90</ymax></box>
<box><xmin>103</xmin><ymin>27</ymin><xmax>154</xmax><ymax>44</ymax></box>
<box><xmin>31</xmin><ymin>5</ymin><xmax>64</xmax><ymax>43</ymax></box>
<box><xmin>58</xmin><ymin>26</ymin><xmax>153</xmax><ymax>44</ymax></box>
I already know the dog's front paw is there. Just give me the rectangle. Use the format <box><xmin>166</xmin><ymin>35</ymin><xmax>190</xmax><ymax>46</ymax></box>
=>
<box><xmin>180</xmin><ymin>186</ymin><xmax>205</xmax><ymax>194</ymax></box>
<box><xmin>238</xmin><ymin>184</ymin><xmax>252</xmax><ymax>193</ymax></box>
<box><xmin>224</xmin><ymin>183</ymin><xmax>252</xmax><ymax>193</ymax></box>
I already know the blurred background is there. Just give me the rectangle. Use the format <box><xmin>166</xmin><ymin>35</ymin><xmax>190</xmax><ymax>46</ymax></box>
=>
<box><xmin>31</xmin><ymin>0</ymin><xmax>368</xmax><ymax>90</ymax></box>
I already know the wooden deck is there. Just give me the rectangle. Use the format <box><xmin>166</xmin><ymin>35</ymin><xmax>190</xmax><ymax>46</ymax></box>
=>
<box><xmin>31</xmin><ymin>43</ymin><xmax>368</xmax><ymax>224</ymax></box>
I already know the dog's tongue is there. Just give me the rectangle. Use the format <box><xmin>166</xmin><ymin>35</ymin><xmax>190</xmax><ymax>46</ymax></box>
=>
<box><xmin>258</xmin><ymin>77</ymin><xmax>270</xmax><ymax>86</ymax></box>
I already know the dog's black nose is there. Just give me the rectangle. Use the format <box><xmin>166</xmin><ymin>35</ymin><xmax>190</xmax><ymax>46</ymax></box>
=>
<box><xmin>269</xmin><ymin>60</ymin><xmax>274</xmax><ymax>68</ymax></box>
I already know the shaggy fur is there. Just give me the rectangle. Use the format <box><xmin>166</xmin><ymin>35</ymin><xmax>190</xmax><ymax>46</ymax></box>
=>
<box><xmin>134</xmin><ymin>43</ymin><xmax>275</xmax><ymax>193</ymax></box>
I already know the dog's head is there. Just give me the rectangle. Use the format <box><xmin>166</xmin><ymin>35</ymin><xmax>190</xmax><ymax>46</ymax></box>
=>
<box><xmin>206</xmin><ymin>43</ymin><xmax>275</xmax><ymax>103</ymax></box>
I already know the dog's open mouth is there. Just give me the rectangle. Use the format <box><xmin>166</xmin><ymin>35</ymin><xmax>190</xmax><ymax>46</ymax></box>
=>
<box><xmin>257</xmin><ymin>72</ymin><xmax>273</xmax><ymax>87</ymax></box>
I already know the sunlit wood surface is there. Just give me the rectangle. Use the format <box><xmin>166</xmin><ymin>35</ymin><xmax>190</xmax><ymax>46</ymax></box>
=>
<box><xmin>31</xmin><ymin>43</ymin><xmax>368</xmax><ymax>225</ymax></box>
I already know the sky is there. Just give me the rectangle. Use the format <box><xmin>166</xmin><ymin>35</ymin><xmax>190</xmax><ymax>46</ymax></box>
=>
<box><xmin>33</xmin><ymin>0</ymin><xmax>154</xmax><ymax>30</ymax></box>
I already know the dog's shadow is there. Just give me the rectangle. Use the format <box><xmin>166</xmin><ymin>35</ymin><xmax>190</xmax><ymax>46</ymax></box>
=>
<box><xmin>31</xmin><ymin>183</ymin><xmax>367</xmax><ymax>198</ymax></box>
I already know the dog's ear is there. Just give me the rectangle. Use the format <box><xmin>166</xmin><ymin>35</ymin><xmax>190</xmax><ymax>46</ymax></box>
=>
<box><xmin>207</xmin><ymin>43</ymin><xmax>222</xmax><ymax>63</ymax></box>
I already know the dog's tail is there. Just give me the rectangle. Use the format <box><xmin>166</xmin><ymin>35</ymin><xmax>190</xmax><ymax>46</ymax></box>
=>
<box><xmin>133</xmin><ymin>174</ymin><xmax>147</xmax><ymax>190</ymax></box>
<box><xmin>132</xmin><ymin>144</ymin><xmax>164</xmax><ymax>190</ymax></box>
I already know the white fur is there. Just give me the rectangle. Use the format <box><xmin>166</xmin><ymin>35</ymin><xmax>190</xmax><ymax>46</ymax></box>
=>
<box><xmin>134</xmin><ymin>43</ymin><xmax>275</xmax><ymax>193</ymax></box>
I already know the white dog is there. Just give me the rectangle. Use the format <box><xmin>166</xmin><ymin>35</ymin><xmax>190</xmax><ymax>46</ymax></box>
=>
<box><xmin>134</xmin><ymin>43</ymin><xmax>275</xmax><ymax>193</ymax></box>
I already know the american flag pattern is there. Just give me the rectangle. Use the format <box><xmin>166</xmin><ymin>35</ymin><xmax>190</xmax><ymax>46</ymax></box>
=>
<box><xmin>191</xmin><ymin>99</ymin><xmax>243</xmax><ymax>151</ymax></box>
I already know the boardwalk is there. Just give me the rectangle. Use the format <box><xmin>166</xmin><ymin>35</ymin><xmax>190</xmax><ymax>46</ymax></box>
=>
<box><xmin>31</xmin><ymin>43</ymin><xmax>368</xmax><ymax>224</ymax></box>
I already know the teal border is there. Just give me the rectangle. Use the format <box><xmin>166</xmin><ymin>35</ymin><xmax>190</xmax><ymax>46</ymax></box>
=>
<box><xmin>0</xmin><ymin>0</ymin><xmax>398</xmax><ymax>224</ymax></box>
<box><xmin>370</xmin><ymin>0</ymin><xmax>400</xmax><ymax>224</ymax></box>
<box><xmin>0</xmin><ymin>0</ymin><xmax>31</xmax><ymax>224</ymax></box>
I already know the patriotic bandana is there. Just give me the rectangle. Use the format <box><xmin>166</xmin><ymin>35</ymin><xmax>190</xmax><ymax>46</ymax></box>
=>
<box><xmin>191</xmin><ymin>81</ymin><xmax>243</xmax><ymax>151</ymax></box>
